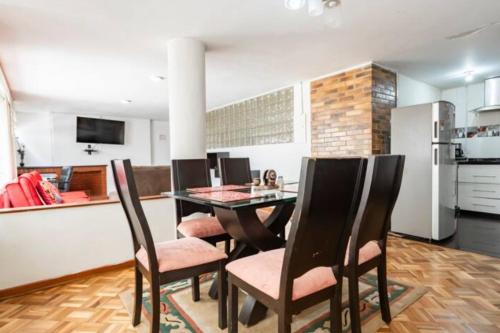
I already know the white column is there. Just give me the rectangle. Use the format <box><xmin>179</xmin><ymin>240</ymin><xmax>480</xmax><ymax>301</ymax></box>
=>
<box><xmin>167</xmin><ymin>38</ymin><xmax>207</xmax><ymax>160</ymax></box>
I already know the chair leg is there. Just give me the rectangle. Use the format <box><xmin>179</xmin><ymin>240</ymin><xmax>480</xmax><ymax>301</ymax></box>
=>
<box><xmin>330</xmin><ymin>281</ymin><xmax>343</xmax><ymax>333</ymax></box>
<box><xmin>217</xmin><ymin>261</ymin><xmax>228</xmax><ymax>329</ymax></box>
<box><xmin>348</xmin><ymin>273</ymin><xmax>362</xmax><ymax>333</ymax></box>
<box><xmin>191</xmin><ymin>276</ymin><xmax>200</xmax><ymax>302</ymax></box>
<box><xmin>150</xmin><ymin>279</ymin><xmax>161</xmax><ymax>333</ymax></box>
<box><xmin>377</xmin><ymin>256</ymin><xmax>391</xmax><ymax>324</ymax></box>
<box><xmin>132</xmin><ymin>266</ymin><xmax>143</xmax><ymax>326</ymax></box>
<box><xmin>228</xmin><ymin>276</ymin><xmax>238</xmax><ymax>333</ymax></box>
<box><xmin>225</xmin><ymin>239</ymin><xmax>231</xmax><ymax>255</ymax></box>
<box><xmin>278</xmin><ymin>312</ymin><xmax>291</xmax><ymax>333</ymax></box>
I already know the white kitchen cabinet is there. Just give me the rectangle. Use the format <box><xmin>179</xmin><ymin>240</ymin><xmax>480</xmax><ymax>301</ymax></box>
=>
<box><xmin>458</xmin><ymin>164</ymin><xmax>500</xmax><ymax>214</ymax></box>
<box><xmin>441</xmin><ymin>83</ymin><xmax>485</xmax><ymax>128</ymax></box>
<box><xmin>442</xmin><ymin>87</ymin><xmax>466</xmax><ymax>128</ymax></box>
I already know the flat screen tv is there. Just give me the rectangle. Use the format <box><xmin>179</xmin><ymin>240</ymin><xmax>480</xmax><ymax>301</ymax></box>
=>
<box><xmin>76</xmin><ymin>117</ymin><xmax>125</xmax><ymax>145</ymax></box>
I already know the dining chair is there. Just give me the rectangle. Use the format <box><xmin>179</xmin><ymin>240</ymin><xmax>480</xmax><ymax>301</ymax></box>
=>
<box><xmin>219</xmin><ymin>157</ymin><xmax>271</xmax><ymax>223</ymax></box>
<box><xmin>226</xmin><ymin>157</ymin><xmax>367</xmax><ymax>333</ymax></box>
<box><xmin>219</xmin><ymin>157</ymin><xmax>252</xmax><ymax>185</ymax></box>
<box><xmin>112</xmin><ymin>159</ymin><xmax>228</xmax><ymax>332</ymax></box>
<box><xmin>172</xmin><ymin>158</ymin><xmax>232</xmax><ymax>300</ymax></box>
<box><xmin>344</xmin><ymin>155</ymin><xmax>405</xmax><ymax>333</ymax></box>
<box><xmin>58</xmin><ymin>166</ymin><xmax>73</xmax><ymax>192</ymax></box>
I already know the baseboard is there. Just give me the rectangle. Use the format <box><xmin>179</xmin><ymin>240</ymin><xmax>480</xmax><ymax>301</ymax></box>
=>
<box><xmin>0</xmin><ymin>260</ymin><xmax>134</xmax><ymax>299</ymax></box>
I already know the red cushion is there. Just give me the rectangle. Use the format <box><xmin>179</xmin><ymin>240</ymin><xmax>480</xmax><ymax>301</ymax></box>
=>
<box><xmin>0</xmin><ymin>191</ymin><xmax>10</xmax><ymax>209</ymax></box>
<box><xmin>18</xmin><ymin>175</ymin><xmax>44</xmax><ymax>206</ymax></box>
<box><xmin>60</xmin><ymin>195</ymin><xmax>90</xmax><ymax>203</ymax></box>
<box><xmin>36</xmin><ymin>180</ymin><xmax>59</xmax><ymax>205</ymax></box>
<box><xmin>5</xmin><ymin>182</ymin><xmax>31</xmax><ymax>207</ymax></box>
<box><xmin>60</xmin><ymin>191</ymin><xmax>89</xmax><ymax>199</ymax></box>
<box><xmin>30</xmin><ymin>171</ymin><xmax>43</xmax><ymax>182</ymax></box>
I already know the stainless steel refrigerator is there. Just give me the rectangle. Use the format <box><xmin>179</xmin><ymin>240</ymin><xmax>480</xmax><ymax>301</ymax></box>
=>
<box><xmin>391</xmin><ymin>101</ymin><xmax>457</xmax><ymax>241</ymax></box>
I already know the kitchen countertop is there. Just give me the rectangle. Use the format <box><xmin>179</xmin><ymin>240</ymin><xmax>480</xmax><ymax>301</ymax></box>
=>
<box><xmin>457</xmin><ymin>158</ymin><xmax>500</xmax><ymax>165</ymax></box>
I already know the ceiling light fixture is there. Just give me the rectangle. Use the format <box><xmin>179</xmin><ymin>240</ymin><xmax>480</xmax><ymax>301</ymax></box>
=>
<box><xmin>308</xmin><ymin>0</ymin><xmax>324</xmax><ymax>16</ymax></box>
<box><xmin>150</xmin><ymin>75</ymin><xmax>166</xmax><ymax>82</ymax></box>
<box><xmin>464</xmin><ymin>71</ymin><xmax>474</xmax><ymax>83</ymax></box>
<box><xmin>285</xmin><ymin>0</ymin><xmax>341</xmax><ymax>18</ymax></box>
<box><xmin>284</xmin><ymin>0</ymin><xmax>306</xmax><ymax>10</ymax></box>
<box><xmin>121</xmin><ymin>99</ymin><xmax>132</xmax><ymax>104</ymax></box>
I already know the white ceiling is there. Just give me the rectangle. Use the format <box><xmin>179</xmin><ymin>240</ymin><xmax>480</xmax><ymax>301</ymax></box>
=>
<box><xmin>1</xmin><ymin>0</ymin><xmax>500</xmax><ymax>120</ymax></box>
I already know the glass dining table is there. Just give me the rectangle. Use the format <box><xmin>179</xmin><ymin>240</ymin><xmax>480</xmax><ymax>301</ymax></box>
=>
<box><xmin>170</xmin><ymin>187</ymin><xmax>298</xmax><ymax>326</ymax></box>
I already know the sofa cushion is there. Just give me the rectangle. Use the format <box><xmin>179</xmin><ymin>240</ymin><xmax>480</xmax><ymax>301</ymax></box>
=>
<box><xmin>36</xmin><ymin>180</ymin><xmax>61</xmax><ymax>205</ymax></box>
<box><xmin>5</xmin><ymin>182</ymin><xmax>31</xmax><ymax>208</ymax></box>
<box><xmin>0</xmin><ymin>190</ymin><xmax>11</xmax><ymax>209</ymax></box>
<box><xmin>226</xmin><ymin>248</ymin><xmax>337</xmax><ymax>300</ymax></box>
<box><xmin>18</xmin><ymin>175</ymin><xmax>44</xmax><ymax>206</ymax></box>
<box><xmin>30</xmin><ymin>171</ymin><xmax>43</xmax><ymax>182</ymax></box>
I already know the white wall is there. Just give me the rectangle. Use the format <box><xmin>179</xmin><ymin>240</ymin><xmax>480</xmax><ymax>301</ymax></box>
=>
<box><xmin>0</xmin><ymin>197</ymin><xmax>176</xmax><ymax>290</ymax></box>
<box><xmin>15</xmin><ymin>111</ymin><xmax>53</xmax><ymax>166</ymax></box>
<box><xmin>15</xmin><ymin>112</ymin><xmax>171</xmax><ymax>192</ymax></box>
<box><xmin>151</xmin><ymin>120</ymin><xmax>171</xmax><ymax>165</ymax></box>
<box><xmin>207</xmin><ymin>83</ymin><xmax>311</xmax><ymax>183</ymax></box>
<box><xmin>397</xmin><ymin>73</ymin><xmax>441</xmax><ymax>107</ymax></box>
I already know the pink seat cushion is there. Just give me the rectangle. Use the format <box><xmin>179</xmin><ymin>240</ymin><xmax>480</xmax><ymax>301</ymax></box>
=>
<box><xmin>226</xmin><ymin>248</ymin><xmax>337</xmax><ymax>300</ymax></box>
<box><xmin>345</xmin><ymin>240</ymin><xmax>382</xmax><ymax>266</ymax></box>
<box><xmin>177</xmin><ymin>216</ymin><xmax>227</xmax><ymax>238</ymax></box>
<box><xmin>136</xmin><ymin>237</ymin><xmax>227</xmax><ymax>273</ymax></box>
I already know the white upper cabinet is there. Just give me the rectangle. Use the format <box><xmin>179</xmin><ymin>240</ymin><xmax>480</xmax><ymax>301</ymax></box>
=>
<box><xmin>442</xmin><ymin>86</ymin><xmax>466</xmax><ymax>128</ymax></box>
<box><xmin>441</xmin><ymin>83</ymin><xmax>485</xmax><ymax>128</ymax></box>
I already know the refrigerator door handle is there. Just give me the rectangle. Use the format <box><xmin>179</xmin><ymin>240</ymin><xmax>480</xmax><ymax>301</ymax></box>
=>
<box><xmin>434</xmin><ymin>147</ymin><xmax>438</xmax><ymax>165</ymax></box>
<box><xmin>433</xmin><ymin>121</ymin><xmax>438</xmax><ymax>139</ymax></box>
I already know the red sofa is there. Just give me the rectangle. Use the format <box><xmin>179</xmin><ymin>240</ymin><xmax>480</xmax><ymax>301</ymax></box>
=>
<box><xmin>1</xmin><ymin>171</ymin><xmax>90</xmax><ymax>208</ymax></box>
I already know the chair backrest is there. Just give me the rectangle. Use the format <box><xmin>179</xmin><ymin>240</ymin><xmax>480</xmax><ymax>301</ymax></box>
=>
<box><xmin>219</xmin><ymin>158</ymin><xmax>252</xmax><ymax>185</ymax></box>
<box><xmin>111</xmin><ymin>159</ymin><xmax>158</xmax><ymax>272</ymax></box>
<box><xmin>348</xmin><ymin>155</ymin><xmax>405</xmax><ymax>263</ymax></box>
<box><xmin>59</xmin><ymin>166</ymin><xmax>74</xmax><ymax>192</ymax></box>
<box><xmin>171</xmin><ymin>159</ymin><xmax>213</xmax><ymax>222</ymax></box>
<box><xmin>280</xmin><ymin>157</ymin><xmax>366</xmax><ymax>299</ymax></box>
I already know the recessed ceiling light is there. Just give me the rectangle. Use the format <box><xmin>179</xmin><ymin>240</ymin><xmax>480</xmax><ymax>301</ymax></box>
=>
<box><xmin>324</xmin><ymin>0</ymin><xmax>340</xmax><ymax>8</ymax></box>
<box><xmin>150</xmin><ymin>75</ymin><xmax>166</xmax><ymax>82</ymax></box>
<box><xmin>284</xmin><ymin>0</ymin><xmax>305</xmax><ymax>10</ymax></box>
<box><xmin>121</xmin><ymin>99</ymin><xmax>132</xmax><ymax>104</ymax></box>
<box><xmin>464</xmin><ymin>71</ymin><xmax>474</xmax><ymax>82</ymax></box>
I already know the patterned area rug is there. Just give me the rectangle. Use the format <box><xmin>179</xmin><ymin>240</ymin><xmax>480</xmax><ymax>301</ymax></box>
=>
<box><xmin>120</xmin><ymin>273</ymin><xmax>426</xmax><ymax>332</ymax></box>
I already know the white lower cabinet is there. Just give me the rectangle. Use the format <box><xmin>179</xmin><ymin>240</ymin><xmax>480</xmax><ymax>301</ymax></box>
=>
<box><xmin>458</xmin><ymin>165</ymin><xmax>500</xmax><ymax>214</ymax></box>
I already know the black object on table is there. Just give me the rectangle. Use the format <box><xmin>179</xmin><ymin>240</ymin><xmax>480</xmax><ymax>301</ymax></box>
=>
<box><xmin>170</xmin><ymin>188</ymin><xmax>296</xmax><ymax>326</ymax></box>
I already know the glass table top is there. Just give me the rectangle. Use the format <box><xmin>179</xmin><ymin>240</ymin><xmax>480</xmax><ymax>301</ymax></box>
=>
<box><xmin>169</xmin><ymin>187</ymin><xmax>298</xmax><ymax>210</ymax></box>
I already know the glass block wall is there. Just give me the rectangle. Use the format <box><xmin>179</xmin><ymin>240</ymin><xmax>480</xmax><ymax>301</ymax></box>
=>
<box><xmin>207</xmin><ymin>87</ymin><xmax>294</xmax><ymax>149</ymax></box>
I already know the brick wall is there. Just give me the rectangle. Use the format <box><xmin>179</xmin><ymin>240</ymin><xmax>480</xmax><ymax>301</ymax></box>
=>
<box><xmin>311</xmin><ymin>64</ymin><xmax>396</xmax><ymax>157</ymax></box>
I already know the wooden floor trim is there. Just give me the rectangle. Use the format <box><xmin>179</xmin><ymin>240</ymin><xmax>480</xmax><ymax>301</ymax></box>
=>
<box><xmin>0</xmin><ymin>260</ymin><xmax>134</xmax><ymax>299</ymax></box>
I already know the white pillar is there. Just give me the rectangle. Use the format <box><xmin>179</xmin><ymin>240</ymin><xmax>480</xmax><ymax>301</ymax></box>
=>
<box><xmin>167</xmin><ymin>38</ymin><xmax>207</xmax><ymax>160</ymax></box>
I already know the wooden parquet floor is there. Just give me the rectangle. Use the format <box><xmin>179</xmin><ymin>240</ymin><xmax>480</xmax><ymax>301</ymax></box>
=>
<box><xmin>1</xmin><ymin>236</ymin><xmax>499</xmax><ymax>332</ymax></box>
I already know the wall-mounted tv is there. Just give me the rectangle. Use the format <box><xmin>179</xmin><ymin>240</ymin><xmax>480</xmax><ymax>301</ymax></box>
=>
<box><xmin>76</xmin><ymin>117</ymin><xmax>125</xmax><ymax>145</ymax></box>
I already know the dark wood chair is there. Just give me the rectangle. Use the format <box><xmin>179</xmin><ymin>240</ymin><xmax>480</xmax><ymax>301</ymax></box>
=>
<box><xmin>219</xmin><ymin>157</ymin><xmax>252</xmax><ymax>185</ymax></box>
<box><xmin>58</xmin><ymin>166</ymin><xmax>73</xmax><ymax>192</ymax></box>
<box><xmin>226</xmin><ymin>157</ymin><xmax>367</xmax><ymax>333</ymax></box>
<box><xmin>172</xmin><ymin>158</ymin><xmax>232</xmax><ymax>300</ymax></box>
<box><xmin>111</xmin><ymin>159</ymin><xmax>228</xmax><ymax>332</ymax></box>
<box><xmin>344</xmin><ymin>155</ymin><xmax>405</xmax><ymax>333</ymax></box>
<box><xmin>219</xmin><ymin>157</ymin><xmax>271</xmax><ymax>223</ymax></box>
